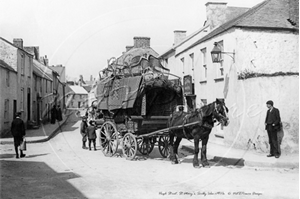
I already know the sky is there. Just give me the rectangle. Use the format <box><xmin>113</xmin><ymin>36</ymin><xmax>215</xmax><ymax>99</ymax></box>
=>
<box><xmin>1</xmin><ymin>0</ymin><xmax>264</xmax><ymax>81</ymax></box>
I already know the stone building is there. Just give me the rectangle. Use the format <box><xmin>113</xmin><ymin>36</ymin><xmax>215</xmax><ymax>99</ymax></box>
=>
<box><xmin>0</xmin><ymin>37</ymin><xmax>33</xmax><ymax>135</ymax></box>
<box><xmin>159</xmin><ymin>0</ymin><xmax>299</xmax><ymax>153</ymax></box>
<box><xmin>65</xmin><ymin>85</ymin><xmax>88</xmax><ymax>109</ymax></box>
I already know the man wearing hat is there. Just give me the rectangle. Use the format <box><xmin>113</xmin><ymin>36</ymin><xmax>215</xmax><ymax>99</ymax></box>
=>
<box><xmin>11</xmin><ymin>112</ymin><xmax>26</xmax><ymax>158</ymax></box>
<box><xmin>265</xmin><ymin>100</ymin><xmax>281</xmax><ymax>158</ymax></box>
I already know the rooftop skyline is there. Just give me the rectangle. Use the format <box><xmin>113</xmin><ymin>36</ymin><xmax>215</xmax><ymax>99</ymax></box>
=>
<box><xmin>1</xmin><ymin>0</ymin><xmax>264</xmax><ymax>80</ymax></box>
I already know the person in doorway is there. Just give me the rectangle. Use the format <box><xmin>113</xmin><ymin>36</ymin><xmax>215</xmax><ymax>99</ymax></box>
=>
<box><xmin>265</xmin><ymin>100</ymin><xmax>281</xmax><ymax>158</ymax></box>
<box><xmin>87</xmin><ymin>120</ymin><xmax>97</xmax><ymax>151</ymax></box>
<box><xmin>11</xmin><ymin>112</ymin><xmax>26</xmax><ymax>158</ymax></box>
<box><xmin>80</xmin><ymin>116</ymin><xmax>88</xmax><ymax>149</ymax></box>
<box><xmin>56</xmin><ymin>105</ymin><xmax>63</xmax><ymax>122</ymax></box>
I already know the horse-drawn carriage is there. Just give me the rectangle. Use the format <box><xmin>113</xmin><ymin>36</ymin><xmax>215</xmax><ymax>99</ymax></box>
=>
<box><xmin>91</xmin><ymin>49</ymin><xmax>184</xmax><ymax>160</ymax></box>
<box><xmin>89</xmin><ymin>47</ymin><xmax>229</xmax><ymax>167</ymax></box>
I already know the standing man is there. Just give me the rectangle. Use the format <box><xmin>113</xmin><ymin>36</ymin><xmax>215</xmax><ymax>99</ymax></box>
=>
<box><xmin>80</xmin><ymin>116</ymin><xmax>88</xmax><ymax>149</ymax></box>
<box><xmin>11</xmin><ymin>112</ymin><xmax>26</xmax><ymax>158</ymax></box>
<box><xmin>56</xmin><ymin>105</ymin><xmax>63</xmax><ymax>122</ymax></box>
<box><xmin>265</xmin><ymin>100</ymin><xmax>281</xmax><ymax>158</ymax></box>
<box><xmin>50</xmin><ymin>105</ymin><xmax>57</xmax><ymax>124</ymax></box>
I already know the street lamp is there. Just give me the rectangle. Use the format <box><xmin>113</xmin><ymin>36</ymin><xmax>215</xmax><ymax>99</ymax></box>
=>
<box><xmin>211</xmin><ymin>42</ymin><xmax>235</xmax><ymax>63</ymax></box>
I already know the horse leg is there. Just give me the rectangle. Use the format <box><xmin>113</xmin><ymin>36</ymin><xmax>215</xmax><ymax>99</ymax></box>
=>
<box><xmin>201</xmin><ymin>135</ymin><xmax>210</xmax><ymax>167</ymax></box>
<box><xmin>173</xmin><ymin>137</ymin><xmax>182</xmax><ymax>164</ymax></box>
<box><xmin>193</xmin><ymin>134</ymin><xmax>200</xmax><ymax>168</ymax></box>
<box><xmin>169</xmin><ymin>132</ymin><xmax>176</xmax><ymax>163</ymax></box>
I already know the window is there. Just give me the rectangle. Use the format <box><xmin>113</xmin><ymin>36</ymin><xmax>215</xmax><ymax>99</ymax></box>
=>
<box><xmin>21</xmin><ymin>54</ymin><xmax>25</xmax><ymax>75</ymax></box>
<box><xmin>181</xmin><ymin>58</ymin><xmax>185</xmax><ymax>75</ymax></box>
<box><xmin>34</xmin><ymin>76</ymin><xmax>37</xmax><ymax>91</ymax></box>
<box><xmin>201</xmin><ymin>48</ymin><xmax>207</xmax><ymax>80</ymax></box>
<box><xmin>20</xmin><ymin>88</ymin><xmax>24</xmax><ymax>111</ymax></box>
<box><xmin>46</xmin><ymin>80</ymin><xmax>48</xmax><ymax>93</ymax></box>
<box><xmin>4</xmin><ymin>99</ymin><xmax>9</xmax><ymax>120</ymax></box>
<box><xmin>50</xmin><ymin>82</ymin><xmax>53</xmax><ymax>93</ymax></box>
<box><xmin>6</xmin><ymin>70</ymin><xmax>10</xmax><ymax>87</ymax></box>
<box><xmin>40</xmin><ymin>78</ymin><xmax>42</xmax><ymax>93</ymax></box>
<box><xmin>190</xmin><ymin>53</ymin><xmax>194</xmax><ymax>79</ymax></box>
<box><xmin>216</xmin><ymin>41</ymin><xmax>224</xmax><ymax>78</ymax></box>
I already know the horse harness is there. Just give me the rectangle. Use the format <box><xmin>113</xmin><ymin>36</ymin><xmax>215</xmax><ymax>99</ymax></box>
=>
<box><xmin>182</xmin><ymin>109</ymin><xmax>213</xmax><ymax>140</ymax></box>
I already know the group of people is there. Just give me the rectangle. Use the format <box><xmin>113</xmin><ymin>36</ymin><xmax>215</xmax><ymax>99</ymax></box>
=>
<box><xmin>80</xmin><ymin>116</ymin><xmax>97</xmax><ymax>151</ymax></box>
<box><xmin>9</xmin><ymin>100</ymin><xmax>282</xmax><ymax>159</ymax></box>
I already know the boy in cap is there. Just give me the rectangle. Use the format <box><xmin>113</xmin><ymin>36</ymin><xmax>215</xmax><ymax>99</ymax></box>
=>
<box><xmin>265</xmin><ymin>100</ymin><xmax>281</xmax><ymax>158</ymax></box>
<box><xmin>87</xmin><ymin>120</ymin><xmax>97</xmax><ymax>151</ymax></box>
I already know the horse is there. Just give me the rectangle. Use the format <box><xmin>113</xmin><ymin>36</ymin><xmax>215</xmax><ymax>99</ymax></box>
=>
<box><xmin>168</xmin><ymin>98</ymin><xmax>229</xmax><ymax>168</ymax></box>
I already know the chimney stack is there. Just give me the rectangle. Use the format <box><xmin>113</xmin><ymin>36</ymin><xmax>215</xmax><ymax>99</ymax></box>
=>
<box><xmin>13</xmin><ymin>38</ymin><xmax>23</xmax><ymax>49</ymax></box>
<box><xmin>133</xmin><ymin>37</ymin><xmax>150</xmax><ymax>48</ymax></box>
<box><xmin>173</xmin><ymin>30</ymin><xmax>187</xmax><ymax>45</ymax></box>
<box><xmin>205</xmin><ymin>2</ymin><xmax>227</xmax><ymax>30</ymax></box>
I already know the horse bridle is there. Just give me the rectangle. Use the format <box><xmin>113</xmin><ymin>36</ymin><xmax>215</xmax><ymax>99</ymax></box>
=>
<box><xmin>213</xmin><ymin>102</ymin><xmax>228</xmax><ymax>126</ymax></box>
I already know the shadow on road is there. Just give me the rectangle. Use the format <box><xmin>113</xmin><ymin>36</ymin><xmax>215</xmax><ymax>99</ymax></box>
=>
<box><xmin>0</xmin><ymin>160</ymin><xmax>87</xmax><ymax>198</ymax></box>
<box><xmin>0</xmin><ymin>154</ymin><xmax>15</xmax><ymax>159</ymax></box>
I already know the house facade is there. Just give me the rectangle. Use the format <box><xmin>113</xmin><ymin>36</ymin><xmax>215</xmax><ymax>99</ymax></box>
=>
<box><xmin>0</xmin><ymin>60</ymin><xmax>18</xmax><ymax>135</ymax></box>
<box><xmin>66</xmin><ymin>85</ymin><xmax>88</xmax><ymax>109</ymax></box>
<box><xmin>0</xmin><ymin>38</ymin><xmax>33</xmax><ymax>135</ymax></box>
<box><xmin>159</xmin><ymin>0</ymin><xmax>299</xmax><ymax>153</ymax></box>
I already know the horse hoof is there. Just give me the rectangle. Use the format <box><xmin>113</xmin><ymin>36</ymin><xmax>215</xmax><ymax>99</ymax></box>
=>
<box><xmin>172</xmin><ymin>160</ymin><xmax>179</xmax><ymax>165</ymax></box>
<box><xmin>193</xmin><ymin>165</ymin><xmax>201</xmax><ymax>169</ymax></box>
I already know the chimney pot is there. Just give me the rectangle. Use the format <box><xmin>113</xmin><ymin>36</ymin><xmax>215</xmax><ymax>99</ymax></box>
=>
<box><xmin>44</xmin><ymin>55</ymin><xmax>49</xmax><ymax>66</ymax></box>
<box><xmin>126</xmin><ymin>46</ymin><xmax>133</xmax><ymax>52</ymax></box>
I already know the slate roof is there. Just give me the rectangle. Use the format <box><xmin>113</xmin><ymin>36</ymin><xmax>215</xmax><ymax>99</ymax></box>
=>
<box><xmin>0</xmin><ymin>59</ymin><xmax>16</xmax><ymax>72</ymax></box>
<box><xmin>186</xmin><ymin>0</ymin><xmax>299</xmax><ymax>52</ymax></box>
<box><xmin>68</xmin><ymin>85</ymin><xmax>88</xmax><ymax>95</ymax></box>
<box><xmin>48</xmin><ymin>65</ymin><xmax>66</xmax><ymax>82</ymax></box>
<box><xmin>33</xmin><ymin>60</ymin><xmax>53</xmax><ymax>81</ymax></box>
<box><xmin>0</xmin><ymin>37</ymin><xmax>34</xmax><ymax>57</ymax></box>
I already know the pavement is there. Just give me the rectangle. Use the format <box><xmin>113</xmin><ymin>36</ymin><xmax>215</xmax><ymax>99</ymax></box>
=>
<box><xmin>0</xmin><ymin>112</ymin><xmax>298</xmax><ymax>169</ymax></box>
<box><xmin>180</xmin><ymin>139</ymin><xmax>299</xmax><ymax>169</ymax></box>
<box><xmin>0</xmin><ymin>111</ymin><xmax>73</xmax><ymax>144</ymax></box>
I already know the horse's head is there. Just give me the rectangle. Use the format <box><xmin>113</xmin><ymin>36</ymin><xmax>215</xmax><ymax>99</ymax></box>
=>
<box><xmin>213</xmin><ymin>98</ymin><xmax>229</xmax><ymax>126</ymax></box>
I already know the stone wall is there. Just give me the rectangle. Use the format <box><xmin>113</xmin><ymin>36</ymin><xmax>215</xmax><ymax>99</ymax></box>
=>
<box><xmin>225</xmin><ymin>75</ymin><xmax>299</xmax><ymax>154</ymax></box>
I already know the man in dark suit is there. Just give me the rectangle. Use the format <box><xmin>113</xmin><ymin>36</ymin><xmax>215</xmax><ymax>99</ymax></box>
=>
<box><xmin>265</xmin><ymin>100</ymin><xmax>281</xmax><ymax>158</ymax></box>
<box><xmin>11</xmin><ymin>112</ymin><xmax>26</xmax><ymax>158</ymax></box>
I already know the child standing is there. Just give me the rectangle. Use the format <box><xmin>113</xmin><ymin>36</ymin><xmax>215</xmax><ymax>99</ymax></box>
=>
<box><xmin>87</xmin><ymin>120</ymin><xmax>97</xmax><ymax>151</ymax></box>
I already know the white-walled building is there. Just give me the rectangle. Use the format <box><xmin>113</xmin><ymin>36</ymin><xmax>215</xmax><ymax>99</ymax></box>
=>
<box><xmin>159</xmin><ymin>0</ymin><xmax>299</xmax><ymax>153</ymax></box>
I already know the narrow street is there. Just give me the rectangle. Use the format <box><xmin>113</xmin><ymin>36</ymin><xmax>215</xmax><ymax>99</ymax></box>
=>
<box><xmin>1</xmin><ymin>116</ymin><xmax>298</xmax><ymax>199</ymax></box>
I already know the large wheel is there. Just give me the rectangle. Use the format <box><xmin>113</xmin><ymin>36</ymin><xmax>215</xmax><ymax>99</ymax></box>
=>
<box><xmin>99</xmin><ymin>121</ymin><xmax>119</xmax><ymax>157</ymax></box>
<box><xmin>137</xmin><ymin>137</ymin><xmax>156</xmax><ymax>155</ymax></box>
<box><xmin>122</xmin><ymin>132</ymin><xmax>137</xmax><ymax>160</ymax></box>
<box><xmin>158</xmin><ymin>135</ymin><xmax>170</xmax><ymax>158</ymax></box>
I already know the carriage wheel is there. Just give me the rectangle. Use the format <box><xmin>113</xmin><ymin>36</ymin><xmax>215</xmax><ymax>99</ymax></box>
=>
<box><xmin>99</xmin><ymin>121</ymin><xmax>119</xmax><ymax>157</ymax></box>
<box><xmin>122</xmin><ymin>132</ymin><xmax>137</xmax><ymax>160</ymax></box>
<box><xmin>158</xmin><ymin>135</ymin><xmax>170</xmax><ymax>158</ymax></box>
<box><xmin>137</xmin><ymin>137</ymin><xmax>156</xmax><ymax>155</ymax></box>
